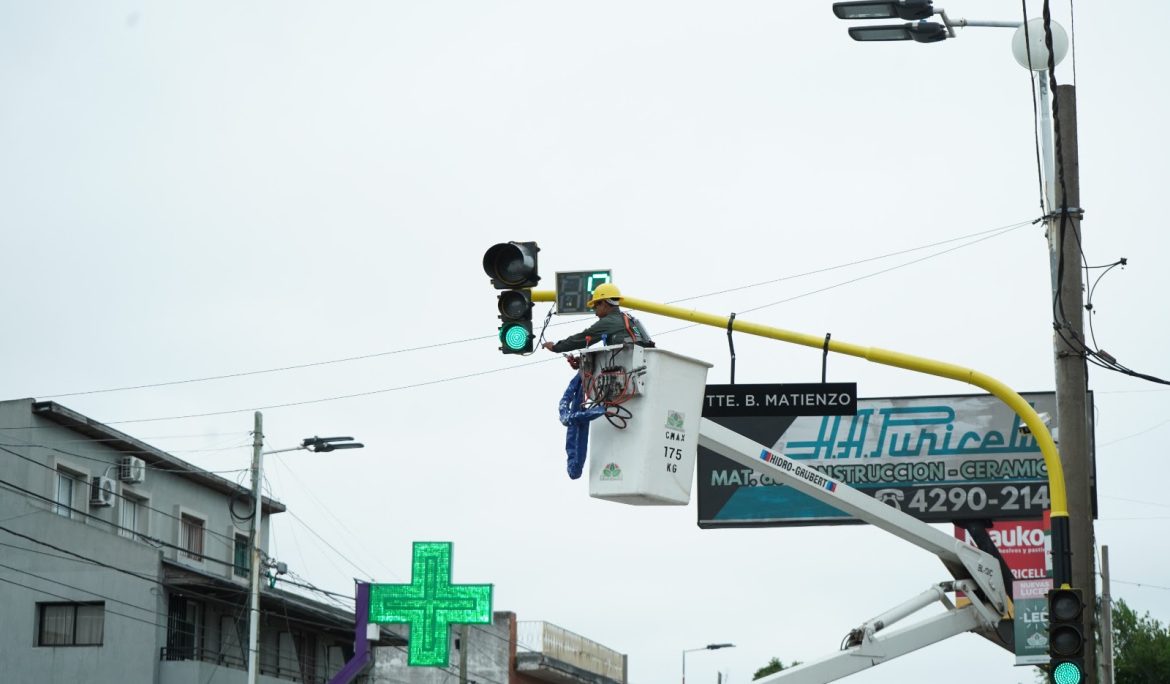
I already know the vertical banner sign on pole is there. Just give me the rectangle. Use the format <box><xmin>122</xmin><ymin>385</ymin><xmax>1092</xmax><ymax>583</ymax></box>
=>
<box><xmin>368</xmin><ymin>542</ymin><xmax>493</xmax><ymax>666</ymax></box>
<box><xmin>953</xmin><ymin>516</ymin><xmax>1052</xmax><ymax>665</ymax></box>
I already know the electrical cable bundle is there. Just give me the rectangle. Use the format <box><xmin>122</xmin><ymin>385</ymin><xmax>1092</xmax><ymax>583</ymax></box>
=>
<box><xmin>579</xmin><ymin>349</ymin><xmax>645</xmax><ymax>428</ymax></box>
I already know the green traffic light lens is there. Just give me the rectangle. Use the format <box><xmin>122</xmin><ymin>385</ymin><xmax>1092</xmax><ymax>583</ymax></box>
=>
<box><xmin>502</xmin><ymin>325</ymin><xmax>529</xmax><ymax>351</ymax></box>
<box><xmin>1052</xmin><ymin>661</ymin><xmax>1083</xmax><ymax>684</ymax></box>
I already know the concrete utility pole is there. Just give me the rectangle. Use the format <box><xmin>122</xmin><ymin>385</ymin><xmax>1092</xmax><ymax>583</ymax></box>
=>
<box><xmin>247</xmin><ymin>411</ymin><xmax>264</xmax><ymax>684</ymax></box>
<box><xmin>1100</xmin><ymin>546</ymin><xmax>1114</xmax><ymax>684</ymax></box>
<box><xmin>1048</xmin><ymin>83</ymin><xmax>1096</xmax><ymax>681</ymax></box>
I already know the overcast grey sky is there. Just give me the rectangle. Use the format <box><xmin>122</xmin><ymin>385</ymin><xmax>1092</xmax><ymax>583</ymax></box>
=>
<box><xmin>3</xmin><ymin>2</ymin><xmax>1168</xmax><ymax>683</ymax></box>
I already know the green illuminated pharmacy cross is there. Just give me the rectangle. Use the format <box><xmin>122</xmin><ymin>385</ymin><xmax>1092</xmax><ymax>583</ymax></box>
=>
<box><xmin>368</xmin><ymin>542</ymin><xmax>493</xmax><ymax>666</ymax></box>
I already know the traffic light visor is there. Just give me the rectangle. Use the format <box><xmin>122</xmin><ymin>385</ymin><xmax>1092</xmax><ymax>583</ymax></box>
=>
<box><xmin>483</xmin><ymin>242</ymin><xmax>540</xmax><ymax>288</ymax></box>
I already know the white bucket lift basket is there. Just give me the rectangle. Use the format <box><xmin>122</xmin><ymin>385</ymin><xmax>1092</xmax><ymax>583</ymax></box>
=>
<box><xmin>578</xmin><ymin>344</ymin><xmax>713</xmax><ymax>505</ymax></box>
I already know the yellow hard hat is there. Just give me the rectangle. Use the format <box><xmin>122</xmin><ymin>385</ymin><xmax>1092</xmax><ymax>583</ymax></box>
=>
<box><xmin>586</xmin><ymin>283</ymin><xmax>623</xmax><ymax>308</ymax></box>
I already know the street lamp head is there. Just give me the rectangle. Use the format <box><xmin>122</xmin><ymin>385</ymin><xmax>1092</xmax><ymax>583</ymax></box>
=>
<box><xmin>707</xmin><ymin>643</ymin><xmax>735</xmax><ymax>650</ymax></box>
<box><xmin>302</xmin><ymin>436</ymin><xmax>365</xmax><ymax>452</ymax></box>
<box><xmin>1011</xmin><ymin>18</ymin><xmax>1069</xmax><ymax>71</ymax></box>
<box><xmin>833</xmin><ymin>0</ymin><xmax>934</xmax><ymax>21</ymax></box>
<box><xmin>314</xmin><ymin>442</ymin><xmax>365</xmax><ymax>452</ymax></box>
<box><xmin>847</xmin><ymin>21</ymin><xmax>947</xmax><ymax>43</ymax></box>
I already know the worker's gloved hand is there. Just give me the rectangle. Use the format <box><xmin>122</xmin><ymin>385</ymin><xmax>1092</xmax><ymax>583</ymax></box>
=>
<box><xmin>566</xmin><ymin>356</ymin><xmax>580</xmax><ymax>370</ymax></box>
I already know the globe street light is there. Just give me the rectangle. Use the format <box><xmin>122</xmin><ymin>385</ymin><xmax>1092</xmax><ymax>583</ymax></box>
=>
<box><xmin>682</xmin><ymin>643</ymin><xmax>736</xmax><ymax>684</ymax></box>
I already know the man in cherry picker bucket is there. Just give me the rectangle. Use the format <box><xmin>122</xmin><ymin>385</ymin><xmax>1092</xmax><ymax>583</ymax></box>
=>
<box><xmin>542</xmin><ymin>283</ymin><xmax>654</xmax><ymax>361</ymax></box>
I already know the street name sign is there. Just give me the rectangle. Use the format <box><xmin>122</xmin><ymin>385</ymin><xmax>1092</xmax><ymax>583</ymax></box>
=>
<box><xmin>703</xmin><ymin>383</ymin><xmax>858</xmax><ymax>417</ymax></box>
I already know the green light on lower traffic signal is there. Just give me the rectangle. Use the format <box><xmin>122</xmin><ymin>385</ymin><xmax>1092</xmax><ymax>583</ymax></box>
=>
<box><xmin>1051</xmin><ymin>661</ymin><xmax>1083</xmax><ymax>684</ymax></box>
<box><xmin>501</xmin><ymin>324</ymin><xmax>531</xmax><ymax>352</ymax></box>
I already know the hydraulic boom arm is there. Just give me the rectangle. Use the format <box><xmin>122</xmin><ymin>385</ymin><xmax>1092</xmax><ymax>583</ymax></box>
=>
<box><xmin>699</xmin><ymin>418</ymin><xmax>1011</xmax><ymax>682</ymax></box>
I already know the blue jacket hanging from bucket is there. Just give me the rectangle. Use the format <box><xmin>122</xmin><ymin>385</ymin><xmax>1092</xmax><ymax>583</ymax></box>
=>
<box><xmin>559</xmin><ymin>373</ymin><xmax>606</xmax><ymax>479</ymax></box>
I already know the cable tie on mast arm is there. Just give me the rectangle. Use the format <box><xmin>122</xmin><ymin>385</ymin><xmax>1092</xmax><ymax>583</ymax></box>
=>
<box><xmin>726</xmin><ymin>313</ymin><xmax>737</xmax><ymax>384</ymax></box>
<box><xmin>822</xmin><ymin>333</ymin><xmax>832</xmax><ymax>383</ymax></box>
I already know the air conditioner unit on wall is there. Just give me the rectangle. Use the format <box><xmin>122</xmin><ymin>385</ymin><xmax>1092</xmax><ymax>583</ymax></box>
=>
<box><xmin>90</xmin><ymin>476</ymin><xmax>116</xmax><ymax>507</ymax></box>
<box><xmin>119</xmin><ymin>456</ymin><xmax>146</xmax><ymax>484</ymax></box>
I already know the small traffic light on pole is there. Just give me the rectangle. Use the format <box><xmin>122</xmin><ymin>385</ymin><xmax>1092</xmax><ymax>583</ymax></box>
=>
<box><xmin>1047</xmin><ymin>587</ymin><xmax>1086</xmax><ymax>684</ymax></box>
<box><xmin>483</xmin><ymin>242</ymin><xmax>540</xmax><ymax>354</ymax></box>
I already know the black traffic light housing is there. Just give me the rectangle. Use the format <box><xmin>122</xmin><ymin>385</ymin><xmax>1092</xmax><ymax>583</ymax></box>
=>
<box><xmin>483</xmin><ymin>241</ymin><xmax>540</xmax><ymax>289</ymax></box>
<box><xmin>484</xmin><ymin>242</ymin><xmax>540</xmax><ymax>354</ymax></box>
<box><xmin>1047</xmin><ymin>587</ymin><xmax>1086</xmax><ymax>684</ymax></box>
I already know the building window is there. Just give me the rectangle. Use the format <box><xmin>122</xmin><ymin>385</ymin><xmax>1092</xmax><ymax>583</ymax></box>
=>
<box><xmin>180</xmin><ymin>515</ymin><xmax>204</xmax><ymax>560</ymax></box>
<box><xmin>119</xmin><ymin>495</ymin><xmax>143</xmax><ymax>539</ymax></box>
<box><xmin>54</xmin><ymin>470</ymin><xmax>80</xmax><ymax>518</ymax></box>
<box><xmin>166</xmin><ymin>595</ymin><xmax>203</xmax><ymax>660</ymax></box>
<box><xmin>233</xmin><ymin>533</ymin><xmax>250</xmax><ymax>577</ymax></box>
<box><xmin>38</xmin><ymin>602</ymin><xmax>104</xmax><ymax>646</ymax></box>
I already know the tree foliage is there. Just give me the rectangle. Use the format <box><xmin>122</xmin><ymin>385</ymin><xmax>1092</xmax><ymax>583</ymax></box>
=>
<box><xmin>1112</xmin><ymin>599</ymin><xmax>1170</xmax><ymax>684</ymax></box>
<box><xmin>753</xmin><ymin>657</ymin><xmax>799</xmax><ymax>680</ymax></box>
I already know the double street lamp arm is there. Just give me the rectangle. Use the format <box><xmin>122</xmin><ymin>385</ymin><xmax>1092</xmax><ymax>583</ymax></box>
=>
<box><xmin>834</xmin><ymin>1</ymin><xmax>1021</xmax><ymax>41</ymax></box>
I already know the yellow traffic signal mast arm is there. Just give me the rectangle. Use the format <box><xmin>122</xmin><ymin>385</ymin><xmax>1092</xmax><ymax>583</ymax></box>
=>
<box><xmin>530</xmin><ymin>289</ymin><xmax>1073</xmax><ymax>586</ymax></box>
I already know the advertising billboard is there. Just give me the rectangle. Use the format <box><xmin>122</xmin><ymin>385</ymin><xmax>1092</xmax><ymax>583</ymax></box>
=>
<box><xmin>697</xmin><ymin>391</ymin><xmax>1086</xmax><ymax>527</ymax></box>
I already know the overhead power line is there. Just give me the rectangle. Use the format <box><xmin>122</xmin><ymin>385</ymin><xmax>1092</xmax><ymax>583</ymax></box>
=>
<box><xmin>32</xmin><ymin>219</ymin><xmax>1036</xmax><ymax>402</ymax></box>
<box><xmin>97</xmin><ymin>222</ymin><xmax>1033</xmax><ymax>426</ymax></box>
<box><xmin>107</xmin><ymin>356</ymin><xmax>557</xmax><ymax>424</ymax></box>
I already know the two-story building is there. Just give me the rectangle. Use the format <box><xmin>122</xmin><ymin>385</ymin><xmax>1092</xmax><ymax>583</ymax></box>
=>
<box><xmin>0</xmin><ymin>397</ymin><xmax>397</xmax><ymax>683</ymax></box>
